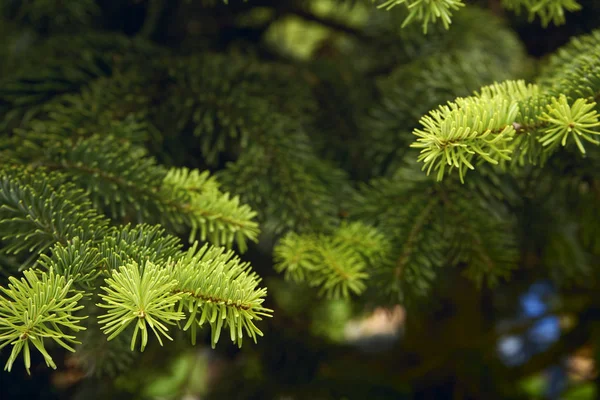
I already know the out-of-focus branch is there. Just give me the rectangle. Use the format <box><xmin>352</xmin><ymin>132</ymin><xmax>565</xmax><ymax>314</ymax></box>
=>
<box><xmin>283</xmin><ymin>7</ymin><xmax>373</xmax><ymax>41</ymax></box>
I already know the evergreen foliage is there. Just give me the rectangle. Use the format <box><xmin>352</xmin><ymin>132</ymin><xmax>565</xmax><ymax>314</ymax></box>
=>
<box><xmin>1</xmin><ymin>0</ymin><xmax>600</xmax><ymax>399</ymax></box>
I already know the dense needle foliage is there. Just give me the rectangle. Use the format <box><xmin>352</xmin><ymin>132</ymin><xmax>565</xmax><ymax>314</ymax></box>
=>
<box><xmin>1</xmin><ymin>0</ymin><xmax>600</xmax><ymax>399</ymax></box>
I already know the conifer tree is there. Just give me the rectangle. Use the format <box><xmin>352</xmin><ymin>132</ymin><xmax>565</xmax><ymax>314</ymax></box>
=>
<box><xmin>1</xmin><ymin>0</ymin><xmax>600</xmax><ymax>399</ymax></box>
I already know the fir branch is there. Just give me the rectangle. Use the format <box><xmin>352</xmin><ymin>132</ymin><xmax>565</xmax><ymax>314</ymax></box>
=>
<box><xmin>501</xmin><ymin>0</ymin><xmax>582</xmax><ymax>26</ymax></box>
<box><xmin>0</xmin><ymin>33</ymin><xmax>162</xmax><ymax>130</ymax></box>
<box><xmin>538</xmin><ymin>29</ymin><xmax>600</xmax><ymax>84</ymax></box>
<box><xmin>97</xmin><ymin>261</ymin><xmax>185</xmax><ymax>352</ymax></box>
<box><xmin>541</xmin><ymin>43</ymin><xmax>600</xmax><ymax>106</ymax></box>
<box><xmin>160</xmin><ymin>54</ymin><xmax>316</xmax><ymax>166</ymax></box>
<box><xmin>0</xmin><ymin>163</ymin><xmax>269</xmax><ymax>372</ymax></box>
<box><xmin>273</xmin><ymin>233</ymin><xmax>322</xmax><ymax>282</ymax></box>
<box><xmin>357</xmin><ymin>7</ymin><xmax>526</xmax><ymax>77</ymax></box>
<box><xmin>99</xmin><ymin>224</ymin><xmax>183</xmax><ymax>270</ymax></box>
<box><xmin>23</xmin><ymin>71</ymin><xmax>163</xmax><ymax>145</ymax></box>
<box><xmin>314</xmin><ymin>240</ymin><xmax>369</xmax><ymax>298</ymax></box>
<box><xmin>219</xmin><ymin>119</ymin><xmax>341</xmax><ymax>234</ymax></box>
<box><xmin>72</xmin><ymin>317</ymin><xmax>136</xmax><ymax>377</ymax></box>
<box><xmin>410</xmin><ymin>95</ymin><xmax>518</xmax><ymax>182</ymax></box>
<box><xmin>1</xmin><ymin>0</ymin><xmax>100</xmax><ymax>31</ymax></box>
<box><xmin>373</xmin><ymin>0</ymin><xmax>465</xmax><ymax>33</ymax></box>
<box><xmin>34</xmin><ymin>134</ymin><xmax>166</xmax><ymax>220</ymax></box>
<box><xmin>393</xmin><ymin>195</ymin><xmax>438</xmax><ymax>282</ymax></box>
<box><xmin>332</xmin><ymin>221</ymin><xmax>392</xmax><ymax>261</ymax></box>
<box><xmin>410</xmin><ymin>80</ymin><xmax>600</xmax><ymax>181</ymax></box>
<box><xmin>283</xmin><ymin>7</ymin><xmax>372</xmax><ymax>39</ymax></box>
<box><xmin>538</xmin><ymin>95</ymin><xmax>600</xmax><ymax>154</ymax></box>
<box><xmin>0</xmin><ymin>268</ymin><xmax>86</xmax><ymax>374</ymax></box>
<box><xmin>364</xmin><ymin>48</ymin><xmax>518</xmax><ymax>176</ymax></box>
<box><xmin>345</xmin><ymin>167</ymin><xmax>448</xmax><ymax>302</ymax></box>
<box><xmin>20</xmin><ymin>135</ymin><xmax>259</xmax><ymax>250</ymax></box>
<box><xmin>274</xmin><ymin>227</ymin><xmax>376</xmax><ymax>299</ymax></box>
<box><xmin>37</xmin><ymin>237</ymin><xmax>104</xmax><ymax>291</ymax></box>
<box><xmin>166</xmin><ymin>242</ymin><xmax>272</xmax><ymax>348</ymax></box>
<box><xmin>160</xmin><ymin>167</ymin><xmax>259</xmax><ymax>251</ymax></box>
<box><xmin>0</xmin><ymin>166</ymin><xmax>109</xmax><ymax>259</ymax></box>
<box><xmin>444</xmin><ymin>188</ymin><xmax>519</xmax><ymax>287</ymax></box>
